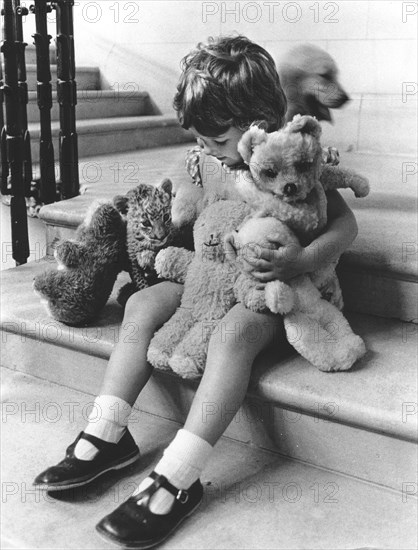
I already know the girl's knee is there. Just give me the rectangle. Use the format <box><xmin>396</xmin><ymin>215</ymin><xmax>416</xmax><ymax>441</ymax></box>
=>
<box><xmin>124</xmin><ymin>283</ymin><xmax>183</xmax><ymax>329</ymax></box>
<box><xmin>209</xmin><ymin>305</ymin><xmax>283</xmax><ymax>354</ymax></box>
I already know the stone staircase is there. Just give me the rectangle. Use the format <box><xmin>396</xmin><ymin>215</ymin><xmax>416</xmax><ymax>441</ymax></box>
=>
<box><xmin>21</xmin><ymin>44</ymin><xmax>191</xmax><ymax>165</ymax></box>
<box><xmin>1</xmin><ymin>45</ymin><xmax>417</xmax><ymax>549</ymax></box>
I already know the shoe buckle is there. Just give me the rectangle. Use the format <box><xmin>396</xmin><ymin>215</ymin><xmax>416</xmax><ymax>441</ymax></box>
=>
<box><xmin>176</xmin><ymin>489</ymin><xmax>189</xmax><ymax>504</ymax></box>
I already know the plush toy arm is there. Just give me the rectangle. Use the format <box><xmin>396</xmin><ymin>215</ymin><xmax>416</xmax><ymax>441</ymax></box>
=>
<box><xmin>320</xmin><ymin>165</ymin><xmax>370</xmax><ymax>198</ymax></box>
<box><xmin>154</xmin><ymin>247</ymin><xmax>194</xmax><ymax>284</ymax></box>
<box><xmin>268</xmin><ymin>200</ymin><xmax>320</xmax><ymax>232</ymax></box>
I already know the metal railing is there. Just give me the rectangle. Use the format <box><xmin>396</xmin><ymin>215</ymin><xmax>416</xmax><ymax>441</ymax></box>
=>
<box><xmin>1</xmin><ymin>0</ymin><xmax>79</xmax><ymax>265</ymax></box>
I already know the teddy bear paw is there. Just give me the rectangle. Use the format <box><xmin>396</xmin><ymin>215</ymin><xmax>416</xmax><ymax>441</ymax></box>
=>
<box><xmin>170</xmin><ymin>354</ymin><xmax>203</xmax><ymax>380</ymax></box>
<box><xmin>265</xmin><ymin>281</ymin><xmax>295</xmax><ymax>314</ymax></box>
<box><xmin>354</xmin><ymin>177</ymin><xmax>370</xmax><ymax>198</ymax></box>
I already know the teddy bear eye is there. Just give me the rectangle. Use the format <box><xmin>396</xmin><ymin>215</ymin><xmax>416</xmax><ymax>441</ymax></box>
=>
<box><xmin>263</xmin><ymin>168</ymin><xmax>278</xmax><ymax>179</ymax></box>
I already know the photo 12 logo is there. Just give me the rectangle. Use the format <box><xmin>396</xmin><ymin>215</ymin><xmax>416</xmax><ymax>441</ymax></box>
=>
<box><xmin>202</xmin><ymin>2</ymin><xmax>340</xmax><ymax>24</ymax></box>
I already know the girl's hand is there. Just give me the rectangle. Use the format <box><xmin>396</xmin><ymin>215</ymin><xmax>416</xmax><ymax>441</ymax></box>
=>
<box><xmin>243</xmin><ymin>238</ymin><xmax>311</xmax><ymax>282</ymax></box>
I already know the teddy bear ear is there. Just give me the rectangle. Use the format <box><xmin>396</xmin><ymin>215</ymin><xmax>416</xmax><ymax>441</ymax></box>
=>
<box><xmin>287</xmin><ymin>114</ymin><xmax>322</xmax><ymax>138</ymax></box>
<box><xmin>159</xmin><ymin>178</ymin><xmax>173</xmax><ymax>196</ymax></box>
<box><xmin>113</xmin><ymin>194</ymin><xmax>129</xmax><ymax>215</ymax></box>
<box><xmin>237</xmin><ymin>125</ymin><xmax>268</xmax><ymax>164</ymax></box>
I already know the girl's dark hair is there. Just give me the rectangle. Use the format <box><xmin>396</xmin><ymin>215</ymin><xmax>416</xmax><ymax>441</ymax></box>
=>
<box><xmin>173</xmin><ymin>35</ymin><xmax>287</xmax><ymax>136</ymax></box>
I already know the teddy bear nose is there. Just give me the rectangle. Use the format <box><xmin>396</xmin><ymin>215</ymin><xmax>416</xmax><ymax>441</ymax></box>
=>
<box><xmin>284</xmin><ymin>183</ymin><xmax>298</xmax><ymax>196</ymax></box>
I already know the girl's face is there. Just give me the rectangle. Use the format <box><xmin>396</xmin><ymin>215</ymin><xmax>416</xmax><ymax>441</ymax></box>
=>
<box><xmin>190</xmin><ymin>126</ymin><xmax>244</xmax><ymax>167</ymax></box>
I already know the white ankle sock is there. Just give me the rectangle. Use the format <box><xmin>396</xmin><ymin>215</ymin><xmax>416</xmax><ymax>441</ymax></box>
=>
<box><xmin>74</xmin><ymin>395</ymin><xmax>132</xmax><ymax>460</ymax></box>
<box><xmin>133</xmin><ymin>429</ymin><xmax>213</xmax><ymax>515</ymax></box>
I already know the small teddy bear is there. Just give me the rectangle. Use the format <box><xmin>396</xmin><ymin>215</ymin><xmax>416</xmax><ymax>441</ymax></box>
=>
<box><xmin>147</xmin><ymin>199</ymin><xmax>251</xmax><ymax>379</ymax></box>
<box><xmin>231</xmin><ymin>215</ymin><xmax>366</xmax><ymax>372</ymax></box>
<box><xmin>34</xmin><ymin>180</ymin><xmax>185</xmax><ymax>326</ymax></box>
<box><xmin>236</xmin><ymin>114</ymin><xmax>369</xmax><ymax>244</ymax></box>
<box><xmin>234</xmin><ymin>114</ymin><xmax>369</xmax><ymax>310</ymax></box>
<box><xmin>33</xmin><ymin>201</ymin><xmax>127</xmax><ymax>326</ymax></box>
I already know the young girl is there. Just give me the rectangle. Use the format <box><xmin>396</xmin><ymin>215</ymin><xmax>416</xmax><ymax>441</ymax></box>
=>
<box><xmin>34</xmin><ymin>36</ymin><xmax>358</xmax><ymax>548</ymax></box>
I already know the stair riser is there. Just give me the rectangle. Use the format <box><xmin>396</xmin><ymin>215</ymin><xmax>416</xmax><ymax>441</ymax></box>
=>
<box><xmin>25</xmin><ymin>66</ymin><xmax>100</xmax><ymax>91</ymax></box>
<box><xmin>1</xmin><ymin>333</ymin><xmax>415</xmax><ymax>492</ymax></box>
<box><xmin>40</xmin><ymin>224</ymin><xmax>418</xmax><ymax>323</ymax></box>
<box><xmin>29</xmin><ymin>124</ymin><xmax>192</xmax><ymax>163</ymax></box>
<box><xmin>338</xmin><ymin>267</ymin><xmax>417</xmax><ymax>323</ymax></box>
<box><xmin>27</xmin><ymin>94</ymin><xmax>152</xmax><ymax>123</ymax></box>
<box><xmin>25</xmin><ymin>46</ymin><xmax>56</xmax><ymax>65</ymax></box>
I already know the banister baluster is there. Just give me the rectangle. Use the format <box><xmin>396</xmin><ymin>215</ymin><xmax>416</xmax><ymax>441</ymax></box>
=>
<box><xmin>1</xmin><ymin>63</ymin><xmax>9</xmax><ymax>193</ymax></box>
<box><xmin>55</xmin><ymin>0</ymin><xmax>78</xmax><ymax>200</ymax></box>
<box><xmin>13</xmin><ymin>0</ymin><xmax>32</xmax><ymax>197</ymax></box>
<box><xmin>32</xmin><ymin>0</ymin><xmax>56</xmax><ymax>204</ymax></box>
<box><xmin>1</xmin><ymin>0</ymin><xmax>29</xmax><ymax>265</ymax></box>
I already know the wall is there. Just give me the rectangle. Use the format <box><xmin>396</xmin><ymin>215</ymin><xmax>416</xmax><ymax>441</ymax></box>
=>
<box><xmin>22</xmin><ymin>0</ymin><xmax>417</xmax><ymax>154</ymax></box>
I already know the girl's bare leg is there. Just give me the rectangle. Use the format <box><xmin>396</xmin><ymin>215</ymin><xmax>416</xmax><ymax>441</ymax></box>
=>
<box><xmin>128</xmin><ymin>303</ymin><xmax>285</xmax><ymax>516</ymax></box>
<box><xmin>100</xmin><ymin>281</ymin><xmax>184</xmax><ymax>405</ymax></box>
<box><xmin>184</xmin><ymin>302</ymin><xmax>285</xmax><ymax>445</ymax></box>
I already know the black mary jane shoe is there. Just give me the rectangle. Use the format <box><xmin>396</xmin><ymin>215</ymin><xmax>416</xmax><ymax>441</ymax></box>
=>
<box><xmin>33</xmin><ymin>430</ymin><xmax>140</xmax><ymax>491</ymax></box>
<box><xmin>96</xmin><ymin>471</ymin><xmax>204</xmax><ymax>549</ymax></box>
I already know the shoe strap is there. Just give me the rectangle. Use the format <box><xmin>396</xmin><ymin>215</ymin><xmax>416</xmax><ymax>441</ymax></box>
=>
<box><xmin>133</xmin><ymin>471</ymin><xmax>189</xmax><ymax>506</ymax></box>
<box><xmin>78</xmin><ymin>431</ymin><xmax>118</xmax><ymax>452</ymax></box>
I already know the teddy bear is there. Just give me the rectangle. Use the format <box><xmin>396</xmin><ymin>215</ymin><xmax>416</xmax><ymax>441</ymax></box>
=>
<box><xmin>230</xmin><ymin>214</ymin><xmax>366</xmax><ymax>372</ymax></box>
<box><xmin>233</xmin><ymin>114</ymin><xmax>369</xmax><ymax>309</ymax></box>
<box><xmin>159</xmin><ymin>115</ymin><xmax>368</xmax><ymax>374</ymax></box>
<box><xmin>236</xmin><ymin>114</ymin><xmax>369</xmax><ymax>244</ymax></box>
<box><xmin>33</xmin><ymin>201</ymin><xmax>127</xmax><ymax>326</ymax></box>
<box><xmin>33</xmin><ymin>179</ymin><xmax>187</xmax><ymax>326</ymax></box>
<box><xmin>147</xmin><ymin>199</ymin><xmax>251</xmax><ymax>379</ymax></box>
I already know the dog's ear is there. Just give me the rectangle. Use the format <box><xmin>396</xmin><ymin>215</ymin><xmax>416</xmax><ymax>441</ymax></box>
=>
<box><xmin>288</xmin><ymin>114</ymin><xmax>322</xmax><ymax>138</ymax></box>
<box><xmin>237</xmin><ymin>126</ymin><xmax>268</xmax><ymax>164</ymax></box>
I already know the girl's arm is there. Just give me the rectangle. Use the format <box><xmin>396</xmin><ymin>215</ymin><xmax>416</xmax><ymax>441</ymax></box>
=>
<box><xmin>249</xmin><ymin>190</ymin><xmax>358</xmax><ymax>282</ymax></box>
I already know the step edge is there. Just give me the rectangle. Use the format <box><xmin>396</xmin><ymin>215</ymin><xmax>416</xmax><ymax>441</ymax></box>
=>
<box><xmin>27</xmin><ymin>90</ymin><xmax>150</xmax><ymax>99</ymax></box>
<box><xmin>1</xmin><ymin>320</ymin><xmax>416</xmax><ymax>444</ymax></box>
<box><xmin>338</xmin><ymin>261</ymin><xmax>418</xmax><ymax>285</ymax></box>
<box><xmin>28</xmin><ymin>115</ymin><xmax>183</xmax><ymax>135</ymax></box>
<box><xmin>25</xmin><ymin>64</ymin><xmax>100</xmax><ymax>73</ymax></box>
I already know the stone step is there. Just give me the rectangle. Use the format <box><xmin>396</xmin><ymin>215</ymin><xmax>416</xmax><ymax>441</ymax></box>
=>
<box><xmin>1</xmin><ymin>259</ymin><xmax>417</xmax><ymax>493</ymax></box>
<box><xmin>28</xmin><ymin>115</ymin><xmax>193</xmax><ymax>163</ymax></box>
<box><xmin>24</xmin><ymin>63</ymin><xmax>100</xmax><ymax>91</ymax></box>
<box><xmin>37</xmin><ymin>146</ymin><xmax>418</xmax><ymax>322</ymax></box>
<box><xmin>27</xmin><ymin>90</ymin><xmax>154</xmax><ymax>122</ymax></box>
<box><xmin>24</xmin><ymin>43</ymin><xmax>56</xmax><ymax>65</ymax></box>
<box><xmin>2</xmin><ymin>368</ymin><xmax>416</xmax><ymax>549</ymax></box>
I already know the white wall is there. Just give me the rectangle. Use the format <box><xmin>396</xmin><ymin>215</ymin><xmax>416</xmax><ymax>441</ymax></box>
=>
<box><xmin>22</xmin><ymin>0</ymin><xmax>417</xmax><ymax>154</ymax></box>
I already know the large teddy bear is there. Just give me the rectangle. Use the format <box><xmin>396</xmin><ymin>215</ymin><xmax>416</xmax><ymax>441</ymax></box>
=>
<box><xmin>155</xmin><ymin>114</ymin><xmax>369</xmax><ymax>375</ymax></box>
<box><xmin>147</xmin><ymin>199</ymin><xmax>251</xmax><ymax>379</ymax></box>
<box><xmin>148</xmin><ymin>195</ymin><xmax>365</xmax><ymax>377</ymax></box>
<box><xmin>33</xmin><ymin>179</ymin><xmax>184</xmax><ymax>326</ymax></box>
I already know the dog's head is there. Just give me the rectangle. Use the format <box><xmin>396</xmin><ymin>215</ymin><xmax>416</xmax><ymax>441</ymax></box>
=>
<box><xmin>278</xmin><ymin>44</ymin><xmax>350</xmax><ymax>122</ymax></box>
<box><xmin>238</xmin><ymin>115</ymin><xmax>323</xmax><ymax>203</ymax></box>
